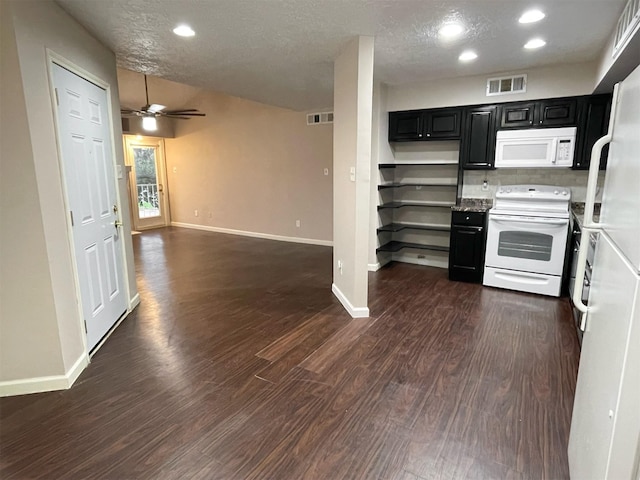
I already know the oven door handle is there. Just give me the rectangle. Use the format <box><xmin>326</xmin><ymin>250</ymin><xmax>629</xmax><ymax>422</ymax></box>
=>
<box><xmin>491</xmin><ymin>216</ymin><xmax>568</xmax><ymax>226</ymax></box>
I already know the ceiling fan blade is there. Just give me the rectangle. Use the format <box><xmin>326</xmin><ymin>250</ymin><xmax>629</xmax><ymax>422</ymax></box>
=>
<box><xmin>164</xmin><ymin>116</ymin><xmax>192</xmax><ymax>120</ymax></box>
<box><xmin>147</xmin><ymin>103</ymin><xmax>166</xmax><ymax>113</ymax></box>
<box><xmin>163</xmin><ymin>112</ymin><xmax>206</xmax><ymax>117</ymax></box>
<box><xmin>164</xmin><ymin>109</ymin><xmax>200</xmax><ymax>114</ymax></box>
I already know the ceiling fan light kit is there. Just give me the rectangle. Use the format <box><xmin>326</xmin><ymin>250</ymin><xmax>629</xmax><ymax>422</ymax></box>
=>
<box><xmin>142</xmin><ymin>116</ymin><xmax>158</xmax><ymax>131</ymax></box>
<box><xmin>120</xmin><ymin>74</ymin><xmax>206</xmax><ymax>123</ymax></box>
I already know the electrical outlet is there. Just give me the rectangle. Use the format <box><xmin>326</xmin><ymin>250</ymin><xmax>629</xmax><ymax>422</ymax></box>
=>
<box><xmin>337</xmin><ymin>260</ymin><xmax>343</xmax><ymax>275</ymax></box>
<box><xmin>295</xmin><ymin>220</ymin><xmax>300</xmax><ymax>228</ymax></box>
<box><xmin>194</xmin><ymin>209</ymin><xmax>199</xmax><ymax>217</ymax></box>
<box><xmin>482</xmin><ymin>180</ymin><xmax>489</xmax><ymax>191</ymax></box>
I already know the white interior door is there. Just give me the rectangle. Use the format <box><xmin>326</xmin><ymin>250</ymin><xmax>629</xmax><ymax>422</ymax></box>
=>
<box><xmin>123</xmin><ymin>135</ymin><xmax>169</xmax><ymax>231</ymax></box>
<box><xmin>52</xmin><ymin>63</ymin><xmax>127</xmax><ymax>351</ymax></box>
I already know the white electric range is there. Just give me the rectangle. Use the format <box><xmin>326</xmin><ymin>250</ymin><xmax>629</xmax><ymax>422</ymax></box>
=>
<box><xmin>483</xmin><ymin>185</ymin><xmax>571</xmax><ymax>297</ymax></box>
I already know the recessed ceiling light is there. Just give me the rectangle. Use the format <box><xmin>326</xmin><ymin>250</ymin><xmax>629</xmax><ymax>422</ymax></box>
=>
<box><xmin>459</xmin><ymin>50</ymin><xmax>478</xmax><ymax>62</ymax></box>
<box><xmin>439</xmin><ymin>23</ymin><xmax>464</xmax><ymax>39</ymax></box>
<box><xmin>519</xmin><ymin>9</ymin><xmax>545</xmax><ymax>24</ymax></box>
<box><xmin>173</xmin><ymin>24</ymin><xmax>195</xmax><ymax>37</ymax></box>
<box><xmin>524</xmin><ymin>38</ymin><xmax>546</xmax><ymax>49</ymax></box>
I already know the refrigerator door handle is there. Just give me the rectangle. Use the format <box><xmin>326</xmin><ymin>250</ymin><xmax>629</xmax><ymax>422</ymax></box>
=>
<box><xmin>583</xmin><ymin>83</ymin><xmax>619</xmax><ymax>229</ymax></box>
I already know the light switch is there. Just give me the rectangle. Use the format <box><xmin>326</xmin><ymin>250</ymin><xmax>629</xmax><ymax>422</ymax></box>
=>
<box><xmin>349</xmin><ymin>167</ymin><xmax>356</xmax><ymax>182</ymax></box>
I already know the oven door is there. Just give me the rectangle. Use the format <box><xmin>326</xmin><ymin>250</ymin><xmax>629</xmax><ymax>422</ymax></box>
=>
<box><xmin>486</xmin><ymin>213</ymin><xmax>569</xmax><ymax>275</ymax></box>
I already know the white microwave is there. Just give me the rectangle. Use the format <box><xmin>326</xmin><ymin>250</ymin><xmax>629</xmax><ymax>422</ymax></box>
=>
<box><xmin>495</xmin><ymin>126</ymin><xmax>577</xmax><ymax>168</ymax></box>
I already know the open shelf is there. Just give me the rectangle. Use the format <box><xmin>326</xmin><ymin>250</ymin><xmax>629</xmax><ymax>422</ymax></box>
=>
<box><xmin>378</xmin><ymin>201</ymin><xmax>456</xmax><ymax>210</ymax></box>
<box><xmin>379</xmin><ymin>161</ymin><xmax>459</xmax><ymax>168</ymax></box>
<box><xmin>378</xmin><ymin>183</ymin><xmax>457</xmax><ymax>190</ymax></box>
<box><xmin>376</xmin><ymin>241</ymin><xmax>450</xmax><ymax>253</ymax></box>
<box><xmin>377</xmin><ymin>223</ymin><xmax>451</xmax><ymax>233</ymax></box>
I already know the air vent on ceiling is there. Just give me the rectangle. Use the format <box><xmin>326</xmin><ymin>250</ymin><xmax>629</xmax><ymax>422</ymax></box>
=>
<box><xmin>486</xmin><ymin>74</ymin><xmax>527</xmax><ymax>96</ymax></box>
<box><xmin>613</xmin><ymin>0</ymin><xmax>640</xmax><ymax>57</ymax></box>
<box><xmin>307</xmin><ymin>112</ymin><xmax>334</xmax><ymax>125</ymax></box>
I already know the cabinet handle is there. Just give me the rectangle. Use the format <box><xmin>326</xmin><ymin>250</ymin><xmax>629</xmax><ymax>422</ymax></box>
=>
<box><xmin>418</xmin><ymin>134</ymin><xmax>423</xmax><ymax>137</ymax></box>
<box><xmin>426</xmin><ymin>133</ymin><xmax>431</xmax><ymax>137</ymax></box>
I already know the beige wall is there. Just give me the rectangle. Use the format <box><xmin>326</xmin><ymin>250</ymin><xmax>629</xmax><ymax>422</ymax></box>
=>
<box><xmin>0</xmin><ymin>1</ymin><xmax>66</xmax><ymax>381</ymax></box>
<box><xmin>1</xmin><ymin>1</ymin><xmax>137</xmax><ymax>388</ymax></box>
<box><xmin>387</xmin><ymin>62</ymin><xmax>599</xmax><ymax>112</ymax></box>
<box><xmin>162</xmin><ymin>81</ymin><xmax>333</xmax><ymax>243</ymax></box>
<box><xmin>332</xmin><ymin>36</ymin><xmax>374</xmax><ymax>315</ymax></box>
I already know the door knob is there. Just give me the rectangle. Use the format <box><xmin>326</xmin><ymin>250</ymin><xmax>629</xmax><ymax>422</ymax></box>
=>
<box><xmin>113</xmin><ymin>220</ymin><xmax>123</xmax><ymax>228</ymax></box>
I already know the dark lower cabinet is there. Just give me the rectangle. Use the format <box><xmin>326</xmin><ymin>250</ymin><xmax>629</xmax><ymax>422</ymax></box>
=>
<box><xmin>448</xmin><ymin>211</ymin><xmax>487</xmax><ymax>283</ymax></box>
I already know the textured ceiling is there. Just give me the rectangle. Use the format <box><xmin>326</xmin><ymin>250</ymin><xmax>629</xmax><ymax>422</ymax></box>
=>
<box><xmin>56</xmin><ymin>0</ymin><xmax>626</xmax><ymax>111</ymax></box>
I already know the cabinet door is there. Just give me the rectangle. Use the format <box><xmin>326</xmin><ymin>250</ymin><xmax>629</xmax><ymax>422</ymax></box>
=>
<box><xmin>500</xmin><ymin>102</ymin><xmax>536</xmax><ymax>128</ymax></box>
<box><xmin>427</xmin><ymin>108</ymin><xmax>462</xmax><ymax>139</ymax></box>
<box><xmin>538</xmin><ymin>97</ymin><xmax>578</xmax><ymax>126</ymax></box>
<box><xmin>389</xmin><ymin>111</ymin><xmax>425</xmax><ymax>141</ymax></box>
<box><xmin>574</xmin><ymin>94</ymin><xmax>612</xmax><ymax>170</ymax></box>
<box><xmin>460</xmin><ymin>106</ymin><xmax>496</xmax><ymax>169</ymax></box>
<box><xmin>448</xmin><ymin>223</ymin><xmax>486</xmax><ymax>283</ymax></box>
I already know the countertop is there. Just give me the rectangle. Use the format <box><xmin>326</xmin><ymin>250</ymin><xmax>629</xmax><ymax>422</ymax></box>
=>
<box><xmin>451</xmin><ymin>198</ymin><xmax>493</xmax><ymax>212</ymax></box>
<box><xmin>572</xmin><ymin>202</ymin><xmax>601</xmax><ymax>229</ymax></box>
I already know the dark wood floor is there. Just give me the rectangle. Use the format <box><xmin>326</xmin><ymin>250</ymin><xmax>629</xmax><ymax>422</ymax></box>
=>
<box><xmin>0</xmin><ymin>227</ymin><xmax>580</xmax><ymax>479</ymax></box>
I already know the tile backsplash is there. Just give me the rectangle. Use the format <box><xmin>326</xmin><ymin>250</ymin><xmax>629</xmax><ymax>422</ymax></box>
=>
<box><xmin>462</xmin><ymin>169</ymin><xmax>606</xmax><ymax>203</ymax></box>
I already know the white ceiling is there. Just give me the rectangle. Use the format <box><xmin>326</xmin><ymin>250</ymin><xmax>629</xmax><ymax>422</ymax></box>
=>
<box><xmin>56</xmin><ymin>0</ymin><xmax>626</xmax><ymax>111</ymax></box>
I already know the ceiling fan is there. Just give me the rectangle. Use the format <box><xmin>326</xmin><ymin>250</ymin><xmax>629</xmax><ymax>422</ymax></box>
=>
<box><xmin>120</xmin><ymin>74</ymin><xmax>206</xmax><ymax>122</ymax></box>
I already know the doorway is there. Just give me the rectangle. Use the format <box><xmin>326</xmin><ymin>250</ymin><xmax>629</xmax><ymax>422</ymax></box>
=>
<box><xmin>123</xmin><ymin>135</ymin><xmax>170</xmax><ymax>230</ymax></box>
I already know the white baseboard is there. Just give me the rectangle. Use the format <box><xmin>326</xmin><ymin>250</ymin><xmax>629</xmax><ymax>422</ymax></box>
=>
<box><xmin>368</xmin><ymin>262</ymin><xmax>381</xmax><ymax>272</ymax></box>
<box><xmin>331</xmin><ymin>283</ymin><xmax>370</xmax><ymax>318</ymax></box>
<box><xmin>129</xmin><ymin>292</ymin><xmax>140</xmax><ymax>310</ymax></box>
<box><xmin>0</xmin><ymin>353</ymin><xmax>89</xmax><ymax>397</ymax></box>
<box><xmin>171</xmin><ymin>222</ymin><xmax>333</xmax><ymax>247</ymax></box>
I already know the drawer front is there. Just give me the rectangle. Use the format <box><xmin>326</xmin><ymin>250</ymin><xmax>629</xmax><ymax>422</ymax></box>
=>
<box><xmin>452</xmin><ymin>211</ymin><xmax>486</xmax><ymax>227</ymax></box>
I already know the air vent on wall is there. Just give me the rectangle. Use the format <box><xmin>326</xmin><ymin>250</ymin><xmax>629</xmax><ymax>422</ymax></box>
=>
<box><xmin>307</xmin><ymin>112</ymin><xmax>334</xmax><ymax>125</ymax></box>
<box><xmin>613</xmin><ymin>0</ymin><xmax>640</xmax><ymax>57</ymax></box>
<box><xmin>486</xmin><ymin>74</ymin><xmax>527</xmax><ymax>96</ymax></box>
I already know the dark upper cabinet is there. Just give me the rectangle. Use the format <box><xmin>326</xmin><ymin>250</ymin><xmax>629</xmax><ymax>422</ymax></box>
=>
<box><xmin>427</xmin><ymin>108</ymin><xmax>462</xmax><ymax>139</ymax></box>
<box><xmin>389</xmin><ymin>107</ymin><xmax>461</xmax><ymax>141</ymax></box>
<box><xmin>500</xmin><ymin>102</ymin><xmax>537</xmax><ymax>128</ymax></box>
<box><xmin>460</xmin><ymin>106</ymin><xmax>497</xmax><ymax>170</ymax></box>
<box><xmin>574</xmin><ymin>94</ymin><xmax>612</xmax><ymax>170</ymax></box>
<box><xmin>499</xmin><ymin>97</ymin><xmax>578</xmax><ymax>129</ymax></box>
<box><xmin>537</xmin><ymin>98</ymin><xmax>578</xmax><ymax>126</ymax></box>
<box><xmin>388</xmin><ymin>111</ymin><xmax>424</xmax><ymax>141</ymax></box>
<box><xmin>449</xmin><ymin>211</ymin><xmax>487</xmax><ymax>283</ymax></box>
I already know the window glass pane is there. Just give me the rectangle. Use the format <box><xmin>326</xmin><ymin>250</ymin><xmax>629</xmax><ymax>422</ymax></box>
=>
<box><xmin>133</xmin><ymin>147</ymin><xmax>160</xmax><ymax>219</ymax></box>
<box><xmin>498</xmin><ymin>231</ymin><xmax>553</xmax><ymax>261</ymax></box>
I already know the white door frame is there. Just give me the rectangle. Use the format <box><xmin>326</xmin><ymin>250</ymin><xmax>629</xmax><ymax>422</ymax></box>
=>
<box><xmin>46</xmin><ymin>50</ymin><xmax>135</xmax><ymax>358</ymax></box>
<box><xmin>123</xmin><ymin>135</ymin><xmax>171</xmax><ymax>230</ymax></box>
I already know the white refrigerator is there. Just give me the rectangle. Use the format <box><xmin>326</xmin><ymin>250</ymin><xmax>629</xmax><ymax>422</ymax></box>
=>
<box><xmin>568</xmin><ymin>64</ymin><xmax>640</xmax><ymax>479</ymax></box>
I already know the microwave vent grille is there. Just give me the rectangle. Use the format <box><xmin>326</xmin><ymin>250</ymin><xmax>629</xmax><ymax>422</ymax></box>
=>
<box><xmin>307</xmin><ymin>112</ymin><xmax>334</xmax><ymax>125</ymax></box>
<box><xmin>613</xmin><ymin>0</ymin><xmax>640</xmax><ymax>57</ymax></box>
<box><xmin>486</xmin><ymin>74</ymin><xmax>527</xmax><ymax>96</ymax></box>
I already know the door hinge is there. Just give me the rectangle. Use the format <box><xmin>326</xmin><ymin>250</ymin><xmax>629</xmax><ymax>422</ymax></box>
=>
<box><xmin>83</xmin><ymin>320</ymin><xmax>87</xmax><ymax>334</ymax></box>
<box><xmin>70</xmin><ymin>211</ymin><xmax>74</xmax><ymax>226</ymax></box>
<box><xmin>54</xmin><ymin>88</ymin><xmax>59</xmax><ymax>106</ymax></box>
